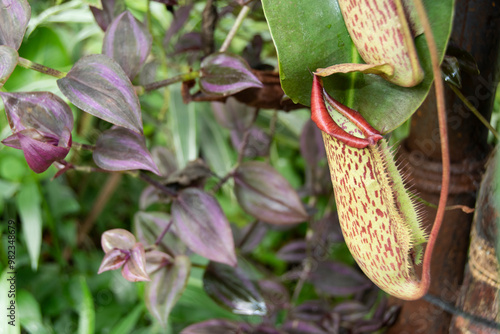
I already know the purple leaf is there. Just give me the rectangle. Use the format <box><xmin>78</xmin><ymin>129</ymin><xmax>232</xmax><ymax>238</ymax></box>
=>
<box><xmin>276</xmin><ymin>240</ymin><xmax>307</xmax><ymax>263</ymax></box>
<box><xmin>333</xmin><ymin>301</ymin><xmax>369</xmax><ymax>323</ymax></box>
<box><xmin>352</xmin><ymin>319</ymin><xmax>384</xmax><ymax>334</ymax></box>
<box><xmin>14</xmin><ymin>130</ymin><xmax>71</xmax><ymax>173</ymax></box>
<box><xmin>151</xmin><ymin>146</ymin><xmax>177</xmax><ymax>178</ymax></box>
<box><xmin>0</xmin><ymin>45</ymin><xmax>18</xmax><ymax>87</ymax></box>
<box><xmin>203</xmin><ymin>261</ymin><xmax>267</xmax><ymax>316</ymax></box>
<box><xmin>258</xmin><ymin>280</ymin><xmax>289</xmax><ymax>314</ymax></box>
<box><xmin>0</xmin><ymin>91</ymin><xmax>73</xmax><ymax>173</ymax></box>
<box><xmin>282</xmin><ymin>321</ymin><xmax>329</xmax><ymax>334</ymax></box>
<box><xmin>230</xmin><ymin>127</ymin><xmax>270</xmax><ymax>159</ymax></box>
<box><xmin>291</xmin><ymin>300</ymin><xmax>330</xmax><ymax>323</ymax></box>
<box><xmin>0</xmin><ymin>91</ymin><xmax>73</xmax><ymax>143</ymax></box>
<box><xmin>181</xmin><ymin>319</ymin><xmax>252</xmax><ymax>334</ymax></box>
<box><xmin>308</xmin><ymin>261</ymin><xmax>372</xmax><ymax>297</ymax></box>
<box><xmin>0</xmin><ymin>0</ymin><xmax>31</xmax><ymax>50</ymax></box>
<box><xmin>57</xmin><ymin>54</ymin><xmax>143</xmax><ymax>133</ymax></box>
<box><xmin>103</xmin><ymin>11</ymin><xmax>152</xmax><ymax>80</ymax></box>
<box><xmin>121</xmin><ymin>243</ymin><xmax>150</xmax><ymax>282</ymax></box>
<box><xmin>211</xmin><ymin>97</ymin><xmax>255</xmax><ymax>130</ymax></box>
<box><xmin>134</xmin><ymin>211</ymin><xmax>186</xmax><ymax>255</ymax></box>
<box><xmin>200</xmin><ymin>52</ymin><xmax>263</xmax><ymax>96</ymax></box>
<box><xmin>300</xmin><ymin>120</ymin><xmax>326</xmax><ymax>168</ymax></box>
<box><xmin>173</xmin><ymin>32</ymin><xmax>203</xmax><ymax>54</ymax></box>
<box><xmin>172</xmin><ymin>188</ymin><xmax>236</xmax><ymax>266</ymax></box>
<box><xmin>163</xmin><ymin>5</ymin><xmax>193</xmax><ymax>47</ymax></box>
<box><xmin>139</xmin><ymin>185</ymin><xmax>162</xmax><ymax>210</ymax></box>
<box><xmin>97</xmin><ymin>248</ymin><xmax>128</xmax><ymax>274</ymax></box>
<box><xmin>233</xmin><ymin>221</ymin><xmax>268</xmax><ymax>254</ymax></box>
<box><xmin>145</xmin><ymin>250</ymin><xmax>172</xmax><ymax>274</ymax></box>
<box><xmin>300</xmin><ymin>119</ymin><xmax>329</xmax><ymax>195</ymax></box>
<box><xmin>93</xmin><ymin>127</ymin><xmax>160</xmax><ymax>174</ymax></box>
<box><xmin>90</xmin><ymin>0</ymin><xmax>126</xmax><ymax>31</ymax></box>
<box><xmin>382</xmin><ymin>305</ymin><xmax>400</xmax><ymax>326</ymax></box>
<box><xmin>101</xmin><ymin>228</ymin><xmax>136</xmax><ymax>252</ymax></box>
<box><xmin>134</xmin><ymin>211</ymin><xmax>170</xmax><ymax>246</ymax></box>
<box><xmin>145</xmin><ymin>255</ymin><xmax>191</xmax><ymax>327</ymax></box>
<box><xmin>233</xmin><ymin>161</ymin><xmax>308</xmax><ymax>225</ymax></box>
<box><xmin>252</xmin><ymin>325</ymin><xmax>284</xmax><ymax>334</ymax></box>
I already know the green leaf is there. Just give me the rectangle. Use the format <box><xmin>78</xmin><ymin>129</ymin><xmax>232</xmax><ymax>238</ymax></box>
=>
<box><xmin>15</xmin><ymin>180</ymin><xmax>42</xmax><ymax>271</ymax></box>
<box><xmin>169</xmin><ymin>86</ymin><xmax>198</xmax><ymax>168</ymax></box>
<box><xmin>262</xmin><ymin>0</ymin><xmax>454</xmax><ymax>132</ymax></box>
<box><xmin>0</xmin><ymin>268</ymin><xmax>20</xmax><ymax>334</ymax></box>
<box><xmin>109</xmin><ymin>304</ymin><xmax>144</xmax><ymax>334</ymax></box>
<box><xmin>17</xmin><ymin>290</ymin><xmax>50</xmax><ymax>334</ymax></box>
<box><xmin>82</xmin><ymin>0</ymin><xmax>102</xmax><ymax>9</ymax></box>
<box><xmin>77</xmin><ymin>276</ymin><xmax>95</xmax><ymax>334</ymax></box>
<box><xmin>198</xmin><ymin>104</ymin><xmax>234</xmax><ymax>177</ymax></box>
<box><xmin>0</xmin><ymin>180</ymin><xmax>19</xmax><ymax>199</ymax></box>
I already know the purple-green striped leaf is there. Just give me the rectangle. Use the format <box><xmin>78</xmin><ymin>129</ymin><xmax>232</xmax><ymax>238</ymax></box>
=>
<box><xmin>0</xmin><ymin>0</ymin><xmax>31</xmax><ymax>50</ymax></box>
<box><xmin>233</xmin><ymin>161</ymin><xmax>309</xmax><ymax>225</ymax></box>
<box><xmin>145</xmin><ymin>255</ymin><xmax>190</xmax><ymax>327</ymax></box>
<box><xmin>181</xmin><ymin>320</ymin><xmax>252</xmax><ymax>334</ymax></box>
<box><xmin>200</xmin><ymin>52</ymin><xmax>263</xmax><ymax>96</ymax></box>
<box><xmin>90</xmin><ymin>0</ymin><xmax>126</xmax><ymax>31</ymax></box>
<box><xmin>57</xmin><ymin>54</ymin><xmax>143</xmax><ymax>134</ymax></box>
<box><xmin>101</xmin><ymin>228</ymin><xmax>136</xmax><ymax>252</ymax></box>
<box><xmin>203</xmin><ymin>261</ymin><xmax>267</xmax><ymax>316</ymax></box>
<box><xmin>0</xmin><ymin>45</ymin><xmax>18</xmax><ymax>87</ymax></box>
<box><xmin>93</xmin><ymin>127</ymin><xmax>160</xmax><ymax>174</ymax></box>
<box><xmin>121</xmin><ymin>242</ymin><xmax>150</xmax><ymax>282</ymax></box>
<box><xmin>103</xmin><ymin>11</ymin><xmax>152</xmax><ymax>80</ymax></box>
<box><xmin>172</xmin><ymin>188</ymin><xmax>237</xmax><ymax>266</ymax></box>
<box><xmin>97</xmin><ymin>248</ymin><xmax>128</xmax><ymax>274</ymax></box>
<box><xmin>0</xmin><ymin>91</ymin><xmax>73</xmax><ymax>173</ymax></box>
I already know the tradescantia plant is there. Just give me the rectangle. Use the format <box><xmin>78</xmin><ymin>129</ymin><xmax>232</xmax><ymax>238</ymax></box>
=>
<box><xmin>1</xmin><ymin>0</ymin><xmax>483</xmax><ymax>332</ymax></box>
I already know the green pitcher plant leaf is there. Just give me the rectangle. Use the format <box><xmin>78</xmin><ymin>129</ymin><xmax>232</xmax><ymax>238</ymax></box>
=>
<box><xmin>261</xmin><ymin>0</ymin><xmax>454</xmax><ymax>132</ymax></box>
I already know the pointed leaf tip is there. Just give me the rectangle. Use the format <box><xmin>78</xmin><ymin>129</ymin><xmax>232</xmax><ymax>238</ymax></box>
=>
<box><xmin>172</xmin><ymin>188</ymin><xmax>237</xmax><ymax>266</ymax></box>
<box><xmin>234</xmin><ymin>161</ymin><xmax>308</xmax><ymax>225</ymax></box>
<box><xmin>145</xmin><ymin>255</ymin><xmax>190</xmax><ymax>327</ymax></box>
<box><xmin>122</xmin><ymin>243</ymin><xmax>150</xmax><ymax>282</ymax></box>
<box><xmin>57</xmin><ymin>54</ymin><xmax>143</xmax><ymax>134</ymax></box>
<box><xmin>93</xmin><ymin>127</ymin><xmax>160</xmax><ymax>174</ymax></box>
<box><xmin>200</xmin><ymin>52</ymin><xmax>263</xmax><ymax>96</ymax></box>
<box><xmin>103</xmin><ymin>11</ymin><xmax>152</xmax><ymax>80</ymax></box>
<box><xmin>0</xmin><ymin>91</ymin><xmax>73</xmax><ymax>173</ymax></box>
<box><xmin>97</xmin><ymin>248</ymin><xmax>128</xmax><ymax>274</ymax></box>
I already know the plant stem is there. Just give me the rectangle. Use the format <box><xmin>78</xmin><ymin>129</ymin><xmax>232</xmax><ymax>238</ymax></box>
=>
<box><xmin>17</xmin><ymin>57</ymin><xmax>66</xmax><ymax>79</ymax></box>
<box><xmin>219</xmin><ymin>5</ymin><xmax>251</xmax><ymax>52</ymax></box>
<box><xmin>77</xmin><ymin>173</ymin><xmax>122</xmax><ymax>246</ymax></box>
<box><xmin>413</xmin><ymin>0</ymin><xmax>450</xmax><ymax>299</ymax></box>
<box><xmin>72</xmin><ymin>142</ymin><xmax>96</xmax><ymax>151</ymax></box>
<box><xmin>155</xmin><ymin>219</ymin><xmax>174</xmax><ymax>246</ymax></box>
<box><xmin>138</xmin><ymin>171</ymin><xmax>177</xmax><ymax>197</ymax></box>
<box><xmin>211</xmin><ymin>108</ymin><xmax>259</xmax><ymax>193</ymax></box>
<box><xmin>143</xmin><ymin>71</ymin><xmax>200</xmax><ymax>92</ymax></box>
<box><xmin>448</xmin><ymin>83</ymin><xmax>500</xmax><ymax>140</ymax></box>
